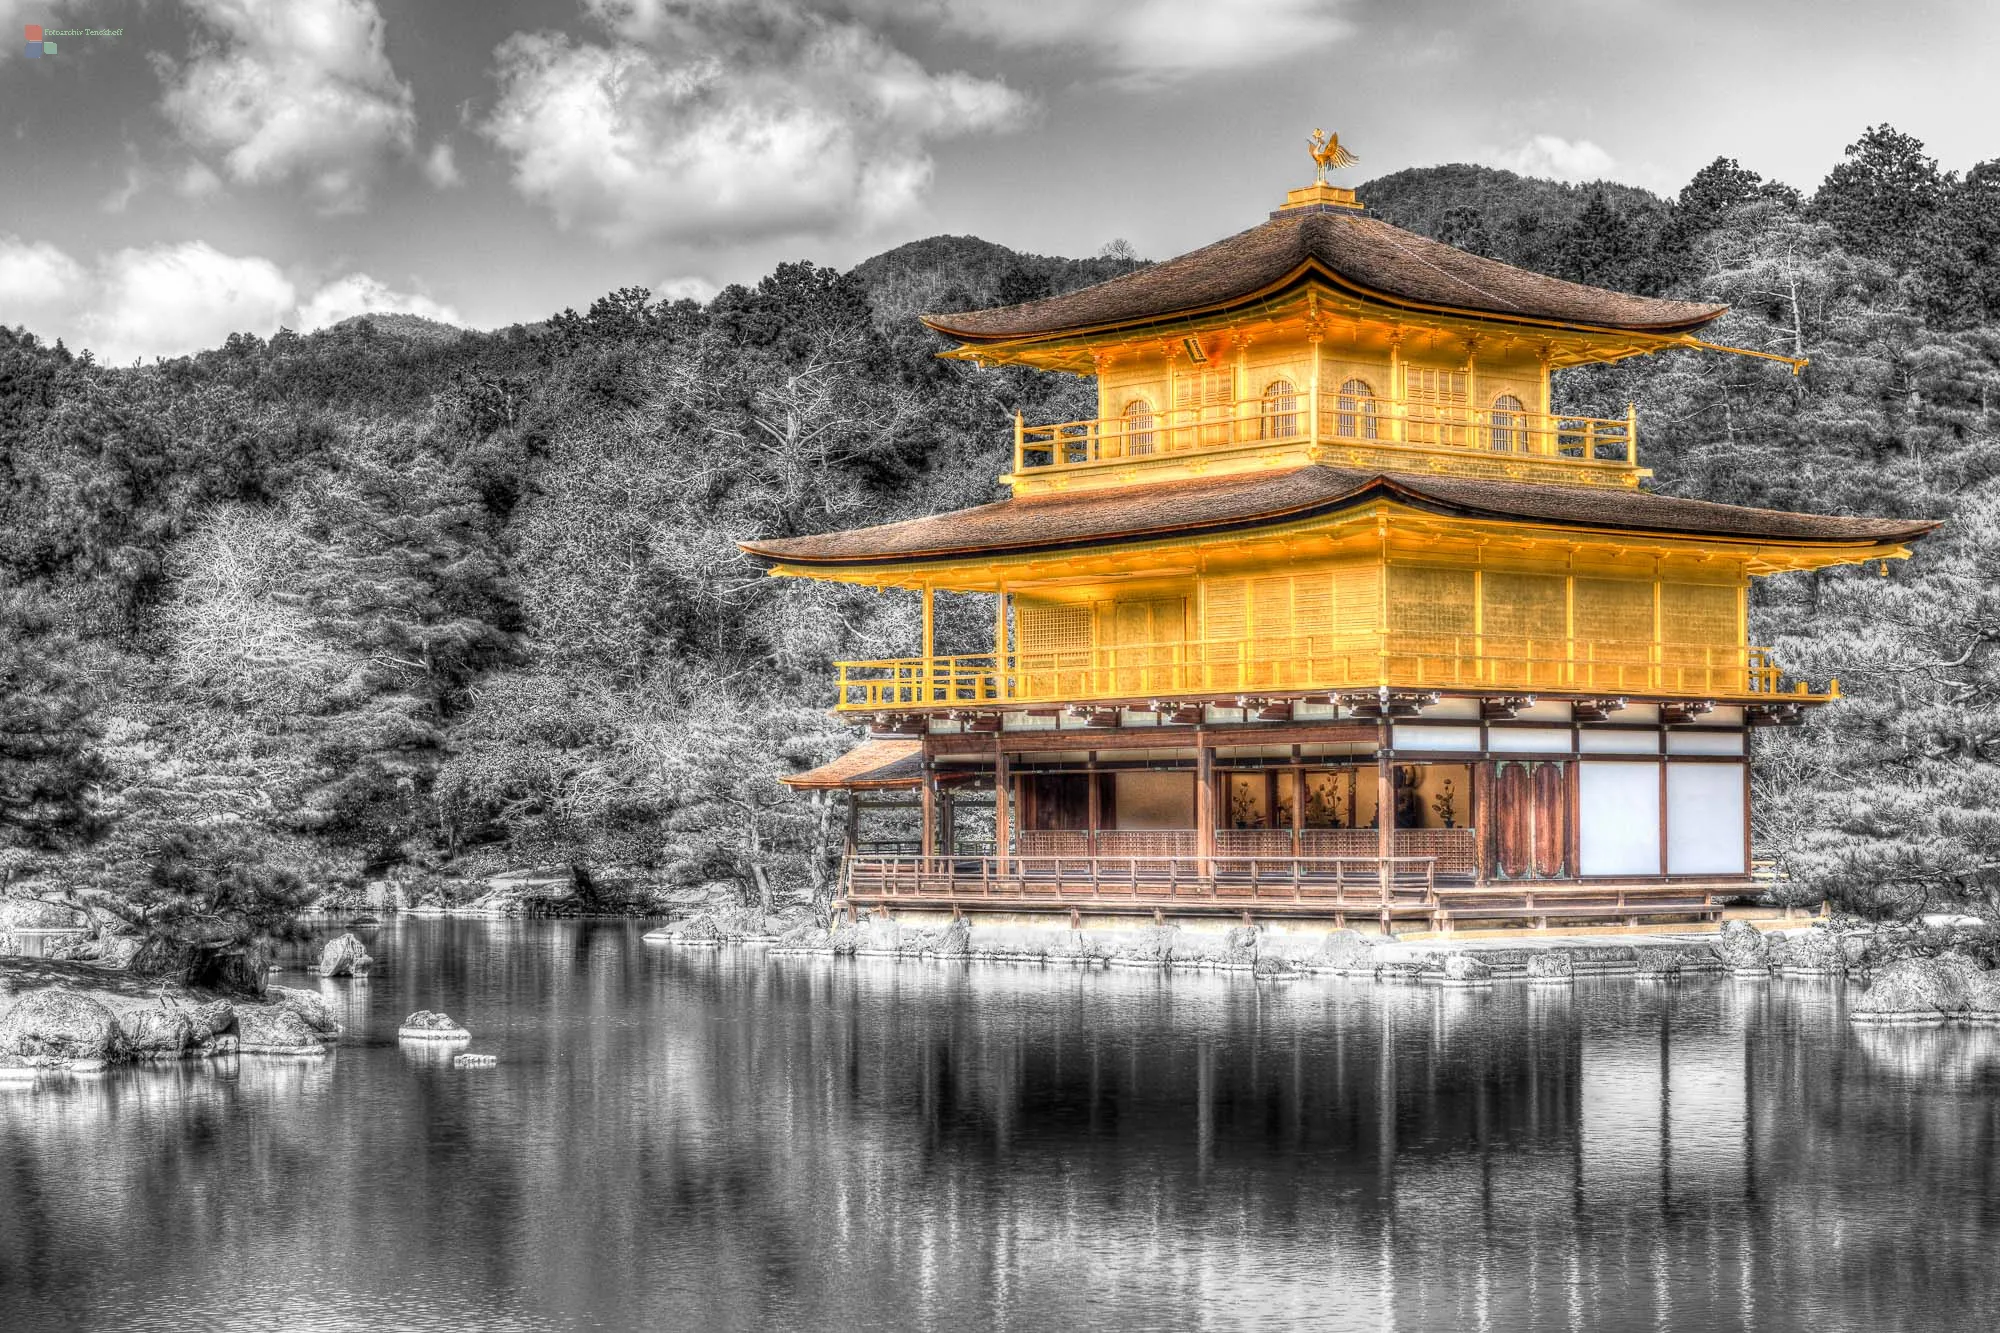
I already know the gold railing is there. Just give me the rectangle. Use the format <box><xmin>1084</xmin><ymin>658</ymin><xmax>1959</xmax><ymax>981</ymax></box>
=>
<box><xmin>1014</xmin><ymin>393</ymin><xmax>1636</xmax><ymax>477</ymax></box>
<box><xmin>833</xmin><ymin>634</ymin><xmax>1829</xmax><ymax>711</ymax></box>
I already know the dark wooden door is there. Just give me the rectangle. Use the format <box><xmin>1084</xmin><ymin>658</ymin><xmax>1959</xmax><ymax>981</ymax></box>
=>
<box><xmin>1491</xmin><ymin>761</ymin><xmax>1567</xmax><ymax>880</ymax></box>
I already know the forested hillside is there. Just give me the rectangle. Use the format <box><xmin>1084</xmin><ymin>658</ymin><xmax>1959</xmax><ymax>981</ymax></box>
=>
<box><xmin>5</xmin><ymin>124</ymin><xmax>2000</xmax><ymax>978</ymax></box>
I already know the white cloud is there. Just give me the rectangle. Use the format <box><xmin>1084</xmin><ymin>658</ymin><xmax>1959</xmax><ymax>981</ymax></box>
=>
<box><xmin>484</xmin><ymin>5</ymin><xmax>1028</xmax><ymax>246</ymax></box>
<box><xmin>81</xmin><ymin>242</ymin><xmax>298</xmax><ymax>363</ymax></box>
<box><xmin>1489</xmin><ymin>134</ymin><xmax>1618</xmax><ymax>183</ymax></box>
<box><xmin>294</xmin><ymin>274</ymin><xmax>462</xmax><ymax>331</ymax></box>
<box><xmin>422</xmin><ymin>140</ymin><xmax>461</xmax><ymax>188</ymax></box>
<box><xmin>0</xmin><ymin>235</ymin><xmax>461</xmax><ymax>362</ymax></box>
<box><xmin>656</xmin><ymin>276</ymin><xmax>718</xmax><ymax>304</ymax></box>
<box><xmin>160</xmin><ymin>0</ymin><xmax>416</xmax><ymax>213</ymax></box>
<box><xmin>849</xmin><ymin>0</ymin><xmax>1354</xmax><ymax>82</ymax></box>
<box><xmin>0</xmin><ymin>235</ymin><xmax>91</xmax><ymax>340</ymax></box>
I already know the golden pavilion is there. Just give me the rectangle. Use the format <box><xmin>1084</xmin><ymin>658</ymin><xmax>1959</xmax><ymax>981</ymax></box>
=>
<box><xmin>747</xmin><ymin>151</ymin><xmax>1935</xmax><ymax>935</ymax></box>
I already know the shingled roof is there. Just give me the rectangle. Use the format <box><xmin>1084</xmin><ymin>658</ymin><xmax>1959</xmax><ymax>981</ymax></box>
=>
<box><xmin>923</xmin><ymin>206</ymin><xmax>1727</xmax><ymax>343</ymax></box>
<box><xmin>780</xmin><ymin>738</ymin><xmax>923</xmax><ymax>790</ymax></box>
<box><xmin>742</xmin><ymin>466</ymin><xmax>1937</xmax><ymax>568</ymax></box>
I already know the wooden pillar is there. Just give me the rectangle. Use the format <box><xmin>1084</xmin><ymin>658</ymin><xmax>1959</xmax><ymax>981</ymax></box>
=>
<box><xmin>940</xmin><ymin>789</ymin><xmax>957</xmax><ymax>858</ymax></box>
<box><xmin>920</xmin><ymin>582</ymin><xmax>935</xmax><ymax>703</ymax></box>
<box><xmin>1086</xmin><ymin>751</ymin><xmax>1102</xmax><ymax>857</ymax></box>
<box><xmin>919</xmin><ymin>759</ymin><xmax>937</xmax><ymax>859</ymax></box>
<box><xmin>1290</xmin><ymin>746</ymin><xmax>1305</xmax><ymax>856</ymax></box>
<box><xmin>994</xmin><ymin>742</ymin><xmax>1012</xmax><ymax>875</ymax></box>
<box><xmin>843</xmin><ymin>789</ymin><xmax>860</xmax><ymax>859</ymax></box>
<box><xmin>1377</xmin><ymin>723</ymin><xmax>1395</xmax><ymax>907</ymax></box>
<box><xmin>1196</xmin><ymin>738</ymin><xmax>1216</xmax><ymax>878</ymax></box>
<box><xmin>1473</xmin><ymin>759</ymin><xmax>1492</xmax><ymax>885</ymax></box>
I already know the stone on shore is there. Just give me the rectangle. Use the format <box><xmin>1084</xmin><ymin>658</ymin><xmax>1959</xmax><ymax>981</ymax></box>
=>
<box><xmin>1437</xmin><ymin>953</ymin><xmax>1493</xmax><ymax>986</ymax></box>
<box><xmin>1633</xmin><ymin>947</ymin><xmax>1685</xmax><ymax>979</ymax></box>
<box><xmin>0</xmin><ymin>988</ymin><xmax>121</xmax><ymax>1062</ymax></box>
<box><xmin>1318</xmin><ymin>929</ymin><xmax>1378</xmax><ymax>974</ymax></box>
<box><xmin>236</xmin><ymin>1005</ymin><xmax>330</xmax><ymax>1054</ymax></box>
<box><xmin>398</xmin><ymin>1010</ymin><xmax>471</xmax><ymax>1040</ymax></box>
<box><xmin>316</xmin><ymin>933</ymin><xmax>374</xmax><ymax>978</ymax></box>
<box><xmin>1527</xmin><ymin>951</ymin><xmax>1574</xmax><ymax>983</ymax></box>
<box><xmin>116</xmin><ymin>1006</ymin><xmax>195</xmax><ymax>1058</ymax></box>
<box><xmin>269</xmin><ymin>986</ymin><xmax>342</xmax><ymax>1038</ymax></box>
<box><xmin>1850</xmin><ymin>956</ymin><xmax>1975</xmax><ymax>1024</ymax></box>
<box><xmin>1714</xmin><ymin>920</ymin><xmax>1771</xmax><ymax>973</ymax></box>
<box><xmin>1771</xmin><ymin>928</ymin><xmax>1846</xmax><ymax>976</ymax></box>
<box><xmin>1964</xmin><ymin>967</ymin><xmax>2000</xmax><ymax>1022</ymax></box>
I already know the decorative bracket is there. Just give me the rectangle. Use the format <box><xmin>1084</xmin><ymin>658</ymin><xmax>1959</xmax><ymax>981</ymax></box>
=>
<box><xmin>1660</xmin><ymin>700</ymin><xmax>1715</xmax><ymax>727</ymax></box>
<box><xmin>1572</xmin><ymin>697</ymin><xmax>1630</xmax><ymax>724</ymax></box>
<box><xmin>1746</xmin><ymin>701</ymin><xmax>1805</xmax><ymax>727</ymax></box>
<box><xmin>1338</xmin><ymin>686</ymin><xmax>1438</xmax><ymax>719</ymax></box>
<box><xmin>1480</xmin><ymin>695</ymin><xmax>1537</xmax><ymax>721</ymax></box>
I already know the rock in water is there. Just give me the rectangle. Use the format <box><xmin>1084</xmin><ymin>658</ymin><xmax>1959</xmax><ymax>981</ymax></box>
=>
<box><xmin>452</xmin><ymin>1053</ymin><xmax>497</xmax><ymax>1068</ymax></box>
<box><xmin>268</xmin><ymin>986</ymin><xmax>341</xmax><ymax>1037</ymax></box>
<box><xmin>0</xmin><ymin>988</ymin><xmax>121</xmax><ymax>1061</ymax></box>
<box><xmin>316</xmin><ymin>933</ymin><xmax>374</xmax><ymax>977</ymax></box>
<box><xmin>1850</xmin><ymin>956</ymin><xmax>1974</xmax><ymax>1025</ymax></box>
<box><xmin>1317</xmin><ymin>929</ymin><xmax>1377</xmax><ymax>974</ymax></box>
<box><xmin>117</xmin><ymin>1006</ymin><xmax>195</xmax><ymax>1058</ymax></box>
<box><xmin>1713</xmin><ymin>920</ymin><xmax>1771</xmax><ymax>973</ymax></box>
<box><xmin>1438</xmin><ymin>953</ymin><xmax>1493</xmax><ymax>986</ymax></box>
<box><xmin>1634</xmin><ymin>947</ymin><xmax>1686</xmax><ymax>979</ymax></box>
<box><xmin>1527</xmin><ymin>951</ymin><xmax>1574</xmax><ymax>984</ymax></box>
<box><xmin>187</xmin><ymin>1000</ymin><xmax>237</xmax><ymax>1043</ymax></box>
<box><xmin>398</xmin><ymin>1010</ymin><xmax>472</xmax><ymax>1040</ymax></box>
<box><xmin>236</xmin><ymin>1006</ymin><xmax>330</xmax><ymax>1054</ymax></box>
<box><xmin>1772</xmin><ymin>928</ymin><xmax>1846</xmax><ymax>976</ymax></box>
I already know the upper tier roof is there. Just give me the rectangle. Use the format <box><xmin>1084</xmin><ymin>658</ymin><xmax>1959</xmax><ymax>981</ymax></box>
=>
<box><xmin>922</xmin><ymin>205</ymin><xmax>1728</xmax><ymax>344</ymax></box>
<box><xmin>742</xmin><ymin>466</ymin><xmax>1937</xmax><ymax>568</ymax></box>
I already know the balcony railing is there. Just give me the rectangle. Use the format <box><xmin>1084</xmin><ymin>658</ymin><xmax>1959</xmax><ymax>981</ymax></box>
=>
<box><xmin>1013</xmin><ymin>392</ymin><xmax>1637</xmax><ymax>480</ymax></box>
<box><xmin>832</xmin><ymin>633</ymin><xmax>1829</xmax><ymax>712</ymax></box>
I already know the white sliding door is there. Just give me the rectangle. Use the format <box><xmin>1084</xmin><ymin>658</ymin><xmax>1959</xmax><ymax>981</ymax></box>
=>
<box><xmin>1579</xmin><ymin>761</ymin><xmax>1661</xmax><ymax>877</ymax></box>
<box><xmin>1665</xmin><ymin>762</ymin><xmax>1747</xmax><ymax>875</ymax></box>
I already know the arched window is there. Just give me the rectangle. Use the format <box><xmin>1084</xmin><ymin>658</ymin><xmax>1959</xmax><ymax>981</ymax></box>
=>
<box><xmin>1261</xmin><ymin>379</ymin><xmax>1299</xmax><ymax>439</ymax></box>
<box><xmin>1489</xmin><ymin>394</ymin><xmax>1527</xmax><ymax>453</ymax></box>
<box><xmin>1122</xmin><ymin>397</ymin><xmax>1155</xmax><ymax>456</ymax></box>
<box><xmin>1336</xmin><ymin>378</ymin><xmax>1378</xmax><ymax>439</ymax></box>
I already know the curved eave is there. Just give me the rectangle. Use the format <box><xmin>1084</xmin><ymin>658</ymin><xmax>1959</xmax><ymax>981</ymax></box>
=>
<box><xmin>741</xmin><ymin>480</ymin><xmax>1937</xmax><ymax>578</ymax></box>
<box><xmin>921</xmin><ymin>258</ymin><xmax>1728</xmax><ymax>351</ymax></box>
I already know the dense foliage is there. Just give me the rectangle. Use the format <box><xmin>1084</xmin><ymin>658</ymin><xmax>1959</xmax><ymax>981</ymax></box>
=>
<box><xmin>5</xmin><ymin>124</ymin><xmax>2000</xmax><ymax>962</ymax></box>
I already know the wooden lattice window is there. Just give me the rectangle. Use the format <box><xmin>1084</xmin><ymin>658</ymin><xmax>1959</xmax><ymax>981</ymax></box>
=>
<box><xmin>1388</xmin><ymin>565</ymin><xmax>1476</xmax><ymax>654</ymax></box>
<box><xmin>1660</xmin><ymin>583</ymin><xmax>1742</xmax><ymax>691</ymax></box>
<box><xmin>1014</xmin><ymin>598</ymin><xmax>1094</xmax><ymax>699</ymax></box>
<box><xmin>1573</xmin><ymin>578</ymin><xmax>1653</xmax><ymax>691</ymax></box>
<box><xmin>1405</xmin><ymin>367</ymin><xmax>1467</xmax><ymax>446</ymax></box>
<box><xmin>1336</xmin><ymin>378</ymin><xmax>1378</xmax><ymax>439</ymax></box>
<box><xmin>1261</xmin><ymin>379</ymin><xmax>1299</xmax><ymax>439</ymax></box>
<box><xmin>1490</xmin><ymin>393</ymin><xmax>1528</xmax><ymax>454</ymax></box>
<box><xmin>1482</xmin><ymin>570</ymin><xmax>1567</xmax><ymax>687</ymax></box>
<box><xmin>1123</xmin><ymin>397</ymin><xmax>1155</xmax><ymax>456</ymax></box>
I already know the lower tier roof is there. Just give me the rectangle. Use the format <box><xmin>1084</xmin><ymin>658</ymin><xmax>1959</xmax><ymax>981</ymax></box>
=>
<box><xmin>741</xmin><ymin>465</ymin><xmax>1937</xmax><ymax>570</ymax></box>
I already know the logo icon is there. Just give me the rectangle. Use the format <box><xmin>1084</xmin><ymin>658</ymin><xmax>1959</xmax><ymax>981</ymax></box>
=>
<box><xmin>26</xmin><ymin>23</ymin><xmax>55</xmax><ymax>57</ymax></box>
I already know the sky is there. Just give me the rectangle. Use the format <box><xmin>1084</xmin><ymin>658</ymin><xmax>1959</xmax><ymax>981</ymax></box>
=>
<box><xmin>1</xmin><ymin>0</ymin><xmax>1996</xmax><ymax>364</ymax></box>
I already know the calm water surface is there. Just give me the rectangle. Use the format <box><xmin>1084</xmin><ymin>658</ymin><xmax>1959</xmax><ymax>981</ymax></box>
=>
<box><xmin>2</xmin><ymin>919</ymin><xmax>1998</xmax><ymax>1331</ymax></box>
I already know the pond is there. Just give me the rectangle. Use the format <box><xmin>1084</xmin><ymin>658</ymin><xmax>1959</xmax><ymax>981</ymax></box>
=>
<box><xmin>3</xmin><ymin>919</ymin><xmax>1997</xmax><ymax>1331</ymax></box>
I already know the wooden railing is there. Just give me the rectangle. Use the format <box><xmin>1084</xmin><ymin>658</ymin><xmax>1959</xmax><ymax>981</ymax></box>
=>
<box><xmin>1013</xmin><ymin>392</ymin><xmax>1636</xmax><ymax>478</ymax></box>
<box><xmin>845</xmin><ymin>853</ymin><xmax>1443</xmax><ymax>909</ymax></box>
<box><xmin>843</xmin><ymin>852</ymin><xmax>1726</xmax><ymax>929</ymax></box>
<box><xmin>834</xmin><ymin>635</ymin><xmax>1826</xmax><ymax>711</ymax></box>
<box><xmin>1017</xmin><ymin>828</ymin><xmax>1479</xmax><ymax>879</ymax></box>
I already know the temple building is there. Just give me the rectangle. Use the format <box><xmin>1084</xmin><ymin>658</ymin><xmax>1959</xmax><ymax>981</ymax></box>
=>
<box><xmin>750</xmin><ymin>148</ymin><xmax>1936</xmax><ymax>934</ymax></box>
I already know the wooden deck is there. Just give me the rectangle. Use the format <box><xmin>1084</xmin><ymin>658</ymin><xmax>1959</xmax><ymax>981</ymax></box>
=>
<box><xmin>842</xmin><ymin>853</ymin><xmax>1725</xmax><ymax>932</ymax></box>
